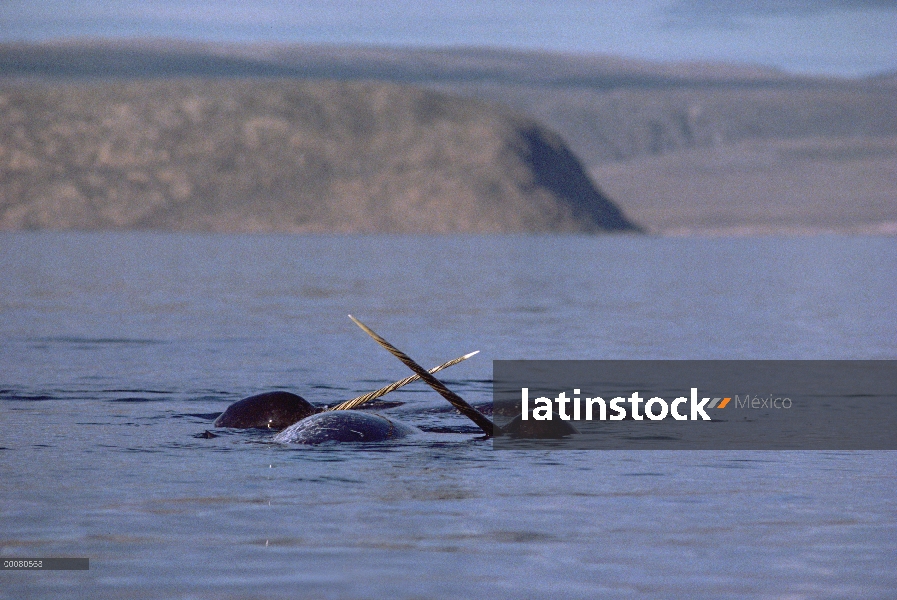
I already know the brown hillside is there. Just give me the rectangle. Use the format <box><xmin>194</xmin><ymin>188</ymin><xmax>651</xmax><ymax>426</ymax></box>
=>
<box><xmin>0</xmin><ymin>79</ymin><xmax>638</xmax><ymax>233</ymax></box>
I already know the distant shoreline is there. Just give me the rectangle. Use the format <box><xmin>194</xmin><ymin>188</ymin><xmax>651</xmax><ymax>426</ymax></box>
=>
<box><xmin>2</xmin><ymin>41</ymin><xmax>895</xmax><ymax>235</ymax></box>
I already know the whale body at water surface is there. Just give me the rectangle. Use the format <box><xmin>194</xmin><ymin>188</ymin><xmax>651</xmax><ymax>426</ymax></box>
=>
<box><xmin>212</xmin><ymin>391</ymin><xmax>569</xmax><ymax>443</ymax></box>
<box><xmin>213</xmin><ymin>393</ymin><xmax>418</xmax><ymax>444</ymax></box>
<box><xmin>273</xmin><ymin>410</ymin><xmax>418</xmax><ymax>444</ymax></box>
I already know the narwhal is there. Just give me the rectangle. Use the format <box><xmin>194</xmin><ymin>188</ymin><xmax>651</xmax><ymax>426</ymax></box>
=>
<box><xmin>213</xmin><ymin>348</ymin><xmax>480</xmax><ymax>443</ymax></box>
<box><xmin>212</xmin><ymin>350</ymin><xmax>476</xmax><ymax>430</ymax></box>
<box><xmin>210</xmin><ymin>316</ymin><xmax>575</xmax><ymax>443</ymax></box>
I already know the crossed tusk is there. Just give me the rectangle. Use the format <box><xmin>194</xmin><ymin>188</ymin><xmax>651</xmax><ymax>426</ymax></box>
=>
<box><xmin>327</xmin><ymin>350</ymin><xmax>479</xmax><ymax>412</ymax></box>
<box><xmin>348</xmin><ymin>315</ymin><xmax>499</xmax><ymax>437</ymax></box>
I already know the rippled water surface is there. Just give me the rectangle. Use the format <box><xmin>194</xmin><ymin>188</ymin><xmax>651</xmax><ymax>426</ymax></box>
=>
<box><xmin>1</xmin><ymin>233</ymin><xmax>895</xmax><ymax>599</ymax></box>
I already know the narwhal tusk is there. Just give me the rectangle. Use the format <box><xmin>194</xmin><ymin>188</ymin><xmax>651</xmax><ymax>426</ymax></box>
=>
<box><xmin>327</xmin><ymin>351</ymin><xmax>479</xmax><ymax>412</ymax></box>
<box><xmin>348</xmin><ymin>315</ymin><xmax>499</xmax><ymax>437</ymax></box>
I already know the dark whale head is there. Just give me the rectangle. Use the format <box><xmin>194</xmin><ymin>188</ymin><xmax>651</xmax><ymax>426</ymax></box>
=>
<box><xmin>501</xmin><ymin>414</ymin><xmax>579</xmax><ymax>439</ymax></box>
<box><xmin>213</xmin><ymin>391</ymin><xmax>320</xmax><ymax>430</ymax></box>
<box><xmin>273</xmin><ymin>410</ymin><xmax>418</xmax><ymax>444</ymax></box>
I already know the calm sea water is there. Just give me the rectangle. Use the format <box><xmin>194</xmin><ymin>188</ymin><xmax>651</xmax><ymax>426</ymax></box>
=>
<box><xmin>1</xmin><ymin>232</ymin><xmax>895</xmax><ymax>599</ymax></box>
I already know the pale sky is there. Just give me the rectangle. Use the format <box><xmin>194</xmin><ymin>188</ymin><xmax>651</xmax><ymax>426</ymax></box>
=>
<box><xmin>1</xmin><ymin>0</ymin><xmax>896</xmax><ymax>76</ymax></box>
